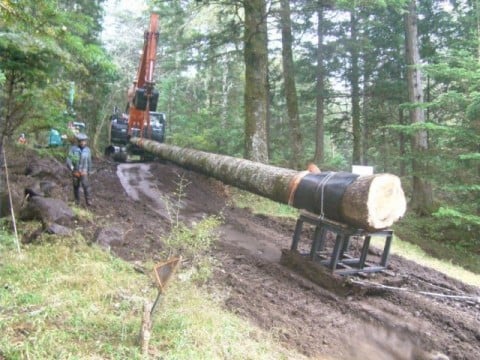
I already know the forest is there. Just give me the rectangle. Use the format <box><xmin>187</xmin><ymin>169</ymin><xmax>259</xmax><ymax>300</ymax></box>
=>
<box><xmin>0</xmin><ymin>0</ymin><xmax>479</xmax><ymax>270</ymax></box>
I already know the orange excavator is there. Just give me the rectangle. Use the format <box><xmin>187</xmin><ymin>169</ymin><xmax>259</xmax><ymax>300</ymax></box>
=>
<box><xmin>105</xmin><ymin>13</ymin><xmax>166</xmax><ymax>161</ymax></box>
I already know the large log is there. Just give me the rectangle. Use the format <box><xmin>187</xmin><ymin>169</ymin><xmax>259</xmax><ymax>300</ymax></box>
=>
<box><xmin>130</xmin><ymin>138</ymin><xmax>406</xmax><ymax>231</ymax></box>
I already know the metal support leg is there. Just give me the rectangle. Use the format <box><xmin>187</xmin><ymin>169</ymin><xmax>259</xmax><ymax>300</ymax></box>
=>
<box><xmin>340</xmin><ymin>235</ymin><xmax>351</xmax><ymax>259</ymax></box>
<box><xmin>380</xmin><ymin>231</ymin><xmax>393</xmax><ymax>266</ymax></box>
<box><xmin>291</xmin><ymin>218</ymin><xmax>304</xmax><ymax>251</ymax></box>
<box><xmin>329</xmin><ymin>234</ymin><xmax>345</xmax><ymax>270</ymax></box>
<box><xmin>358</xmin><ymin>235</ymin><xmax>371</xmax><ymax>269</ymax></box>
<box><xmin>288</xmin><ymin>213</ymin><xmax>394</xmax><ymax>275</ymax></box>
<box><xmin>310</xmin><ymin>225</ymin><xmax>326</xmax><ymax>261</ymax></box>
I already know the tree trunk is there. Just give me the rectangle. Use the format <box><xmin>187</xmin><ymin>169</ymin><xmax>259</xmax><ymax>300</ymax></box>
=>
<box><xmin>476</xmin><ymin>0</ymin><xmax>480</xmax><ymax>60</ymax></box>
<box><xmin>280</xmin><ymin>0</ymin><xmax>302</xmax><ymax>169</ymax></box>
<box><xmin>362</xmin><ymin>67</ymin><xmax>371</xmax><ymax>166</ymax></box>
<box><xmin>220</xmin><ymin>64</ymin><xmax>232</xmax><ymax>151</ymax></box>
<box><xmin>314</xmin><ymin>5</ymin><xmax>325</xmax><ymax>165</ymax></box>
<box><xmin>244</xmin><ymin>0</ymin><xmax>269</xmax><ymax>163</ymax></box>
<box><xmin>131</xmin><ymin>138</ymin><xmax>406</xmax><ymax>231</ymax></box>
<box><xmin>350</xmin><ymin>9</ymin><xmax>363</xmax><ymax>165</ymax></box>
<box><xmin>475</xmin><ymin>0</ymin><xmax>480</xmax><ymax>181</ymax></box>
<box><xmin>404</xmin><ymin>0</ymin><xmax>434</xmax><ymax>214</ymax></box>
<box><xmin>399</xmin><ymin>108</ymin><xmax>406</xmax><ymax>177</ymax></box>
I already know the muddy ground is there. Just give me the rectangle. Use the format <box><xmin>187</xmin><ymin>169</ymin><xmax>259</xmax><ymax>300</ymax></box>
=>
<box><xmin>6</xmin><ymin>146</ymin><xmax>480</xmax><ymax>360</ymax></box>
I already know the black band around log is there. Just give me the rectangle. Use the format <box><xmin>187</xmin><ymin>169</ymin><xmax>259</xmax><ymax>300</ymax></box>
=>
<box><xmin>292</xmin><ymin>172</ymin><xmax>360</xmax><ymax>222</ymax></box>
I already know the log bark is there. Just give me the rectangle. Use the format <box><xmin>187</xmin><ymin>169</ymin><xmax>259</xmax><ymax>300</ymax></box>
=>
<box><xmin>130</xmin><ymin>138</ymin><xmax>406</xmax><ymax>231</ymax></box>
<box><xmin>131</xmin><ymin>138</ymin><xmax>297</xmax><ymax>203</ymax></box>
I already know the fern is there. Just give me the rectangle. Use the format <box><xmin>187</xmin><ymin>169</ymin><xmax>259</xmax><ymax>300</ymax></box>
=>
<box><xmin>433</xmin><ymin>207</ymin><xmax>480</xmax><ymax>228</ymax></box>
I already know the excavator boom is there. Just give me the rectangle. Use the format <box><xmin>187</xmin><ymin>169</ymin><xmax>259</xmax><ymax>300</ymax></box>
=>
<box><xmin>106</xmin><ymin>13</ymin><xmax>166</xmax><ymax>161</ymax></box>
<box><xmin>128</xmin><ymin>13</ymin><xmax>160</xmax><ymax>133</ymax></box>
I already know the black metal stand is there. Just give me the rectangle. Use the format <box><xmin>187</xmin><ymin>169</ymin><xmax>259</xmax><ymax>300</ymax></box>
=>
<box><xmin>290</xmin><ymin>212</ymin><xmax>393</xmax><ymax>275</ymax></box>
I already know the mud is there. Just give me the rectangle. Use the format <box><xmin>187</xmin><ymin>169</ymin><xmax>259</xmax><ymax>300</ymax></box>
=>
<box><xmin>8</xmin><ymin>148</ymin><xmax>480</xmax><ymax>360</ymax></box>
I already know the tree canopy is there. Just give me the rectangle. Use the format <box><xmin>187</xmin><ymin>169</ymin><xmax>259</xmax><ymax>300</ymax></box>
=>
<box><xmin>0</xmin><ymin>0</ymin><xmax>116</xmax><ymax>149</ymax></box>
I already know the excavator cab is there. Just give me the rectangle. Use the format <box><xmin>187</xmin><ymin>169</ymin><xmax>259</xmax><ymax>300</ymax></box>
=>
<box><xmin>105</xmin><ymin>111</ymin><xmax>166</xmax><ymax>161</ymax></box>
<box><xmin>110</xmin><ymin>112</ymin><xmax>129</xmax><ymax>145</ymax></box>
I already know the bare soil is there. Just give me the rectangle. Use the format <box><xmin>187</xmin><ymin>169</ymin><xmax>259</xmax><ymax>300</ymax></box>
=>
<box><xmin>7</xmin><ymin>147</ymin><xmax>480</xmax><ymax>360</ymax></box>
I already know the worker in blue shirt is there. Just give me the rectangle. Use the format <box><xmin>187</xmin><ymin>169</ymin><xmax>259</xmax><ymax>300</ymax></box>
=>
<box><xmin>66</xmin><ymin>133</ymin><xmax>93</xmax><ymax>206</ymax></box>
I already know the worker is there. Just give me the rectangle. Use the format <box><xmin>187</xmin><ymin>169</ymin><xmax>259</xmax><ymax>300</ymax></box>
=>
<box><xmin>66</xmin><ymin>133</ymin><xmax>93</xmax><ymax>206</ymax></box>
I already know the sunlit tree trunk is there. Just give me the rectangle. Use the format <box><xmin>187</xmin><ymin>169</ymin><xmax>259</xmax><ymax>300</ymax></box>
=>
<box><xmin>362</xmin><ymin>65</ymin><xmax>371</xmax><ymax>166</ymax></box>
<box><xmin>350</xmin><ymin>9</ymin><xmax>362</xmax><ymax>165</ymax></box>
<box><xmin>314</xmin><ymin>4</ymin><xmax>325</xmax><ymax>165</ymax></box>
<box><xmin>399</xmin><ymin>108</ymin><xmax>406</xmax><ymax>177</ymax></box>
<box><xmin>476</xmin><ymin>0</ymin><xmax>480</xmax><ymax>60</ymax></box>
<box><xmin>280</xmin><ymin>0</ymin><xmax>302</xmax><ymax>169</ymax></box>
<box><xmin>220</xmin><ymin>63</ymin><xmax>232</xmax><ymax>150</ymax></box>
<box><xmin>475</xmin><ymin>0</ymin><xmax>480</xmax><ymax>180</ymax></box>
<box><xmin>404</xmin><ymin>0</ymin><xmax>434</xmax><ymax>214</ymax></box>
<box><xmin>244</xmin><ymin>0</ymin><xmax>269</xmax><ymax>163</ymax></box>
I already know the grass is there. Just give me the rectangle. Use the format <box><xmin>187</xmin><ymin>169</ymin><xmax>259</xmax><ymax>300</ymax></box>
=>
<box><xmin>228</xmin><ymin>188</ymin><xmax>299</xmax><ymax>219</ymax></box>
<box><xmin>153</xmin><ymin>280</ymin><xmax>304</xmax><ymax>360</ymax></box>
<box><xmin>371</xmin><ymin>235</ymin><xmax>480</xmax><ymax>287</ymax></box>
<box><xmin>394</xmin><ymin>213</ymin><xmax>480</xmax><ymax>275</ymax></box>
<box><xmin>0</xmin><ymin>224</ymin><xmax>306</xmax><ymax>360</ymax></box>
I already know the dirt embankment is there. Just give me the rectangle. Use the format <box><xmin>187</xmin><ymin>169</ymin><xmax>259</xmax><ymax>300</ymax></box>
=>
<box><xmin>5</xmin><ymin>146</ymin><xmax>480</xmax><ymax>360</ymax></box>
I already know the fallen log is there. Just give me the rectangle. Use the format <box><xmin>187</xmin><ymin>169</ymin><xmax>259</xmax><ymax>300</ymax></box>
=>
<box><xmin>130</xmin><ymin>138</ymin><xmax>406</xmax><ymax>231</ymax></box>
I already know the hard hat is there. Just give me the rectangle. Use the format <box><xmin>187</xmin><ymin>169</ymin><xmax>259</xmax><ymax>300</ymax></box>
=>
<box><xmin>76</xmin><ymin>133</ymin><xmax>88</xmax><ymax>141</ymax></box>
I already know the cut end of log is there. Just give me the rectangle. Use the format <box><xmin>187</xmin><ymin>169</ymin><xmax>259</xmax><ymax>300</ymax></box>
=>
<box><xmin>366</xmin><ymin>174</ymin><xmax>406</xmax><ymax>230</ymax></box>
<box><xmin>338</xmin><ymin>173</ymin><xmax>407</xmax><ymax>231</ymax></box>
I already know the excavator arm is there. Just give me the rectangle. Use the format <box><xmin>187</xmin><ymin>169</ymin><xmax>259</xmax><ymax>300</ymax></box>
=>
<box><xmin>128</xmin><ymin>13</ymin><xmax>160</xmax><ymax>137</ymax></box>
<box><xmin>106</xmin><ymin>13</ymin><xmax>165</xmax><ymax>161</ymax></box>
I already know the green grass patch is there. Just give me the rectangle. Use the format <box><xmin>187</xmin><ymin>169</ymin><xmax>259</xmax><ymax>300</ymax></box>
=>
<box><xmin>0</xmin><ymin>230</ymin><xmax>305</xmax><ymax>359</ymax></box>
<box><xmin>369</xmin><ymin>235</ymin><xmax>480</xmax><ymax>288</ymax></box>
<box><xmin>153</xmin><ymin>280</ymin><xmax>304</xmax><ymax>359</ymax></box>
<box><xmin>163</xmin><ymin>215</ymin><xmax>223</xmax><ymax>284</ymax></box>
<box><xmin>394</xmin><ymin>213</ymin><xmax>480</xmax><ymax>275</ymax></box>
<box><xmin>165</xmin><ymin>215</ymin><xmax>222</xmax><ymax>256</ymax></box>
<box><xmin>72</xmin><ymin>205</ymin><xmax>95</xmax><ymax>222</ymax></box>
<box><xmin>229</xmin><ymin>188</ymin><xmax>298</xmax><ymax>219</ymax></box>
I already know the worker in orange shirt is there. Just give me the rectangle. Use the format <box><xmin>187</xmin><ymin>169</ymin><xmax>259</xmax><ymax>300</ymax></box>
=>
<box><xmin>18</xmin><ymin>133</ymin><xmax>27</xmax><ymax>145</ymax></box>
